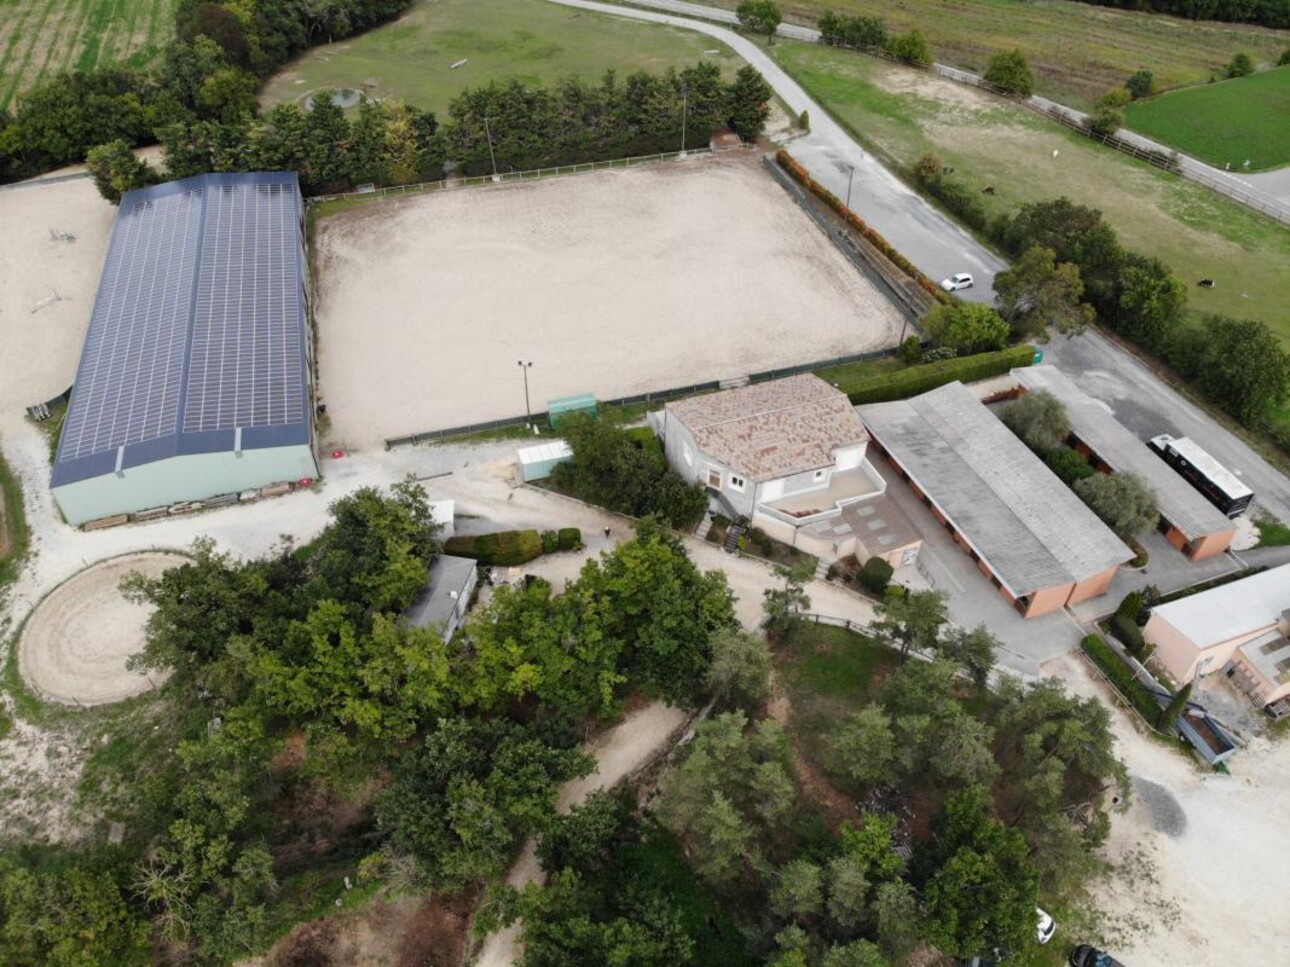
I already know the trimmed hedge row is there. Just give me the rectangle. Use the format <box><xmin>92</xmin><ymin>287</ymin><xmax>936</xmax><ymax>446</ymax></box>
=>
<box><xmin>1080</xmin><ymin>633</ymin><xmax>1164</xmax><ymax>725</ymax></box>
<box><xmin>444</xmin><ymin>530</ymin><xmax>544</xmax><ymax>566</ymax></box>
<box><xmin>831</xmin><ymin>344</ymin><xmax>1037</xmax><ymax>404</ymax></box>
<box><xmin>776</xmin><ymin>150</ymin><xmax>952</xmax><ymax>305</ymax></box>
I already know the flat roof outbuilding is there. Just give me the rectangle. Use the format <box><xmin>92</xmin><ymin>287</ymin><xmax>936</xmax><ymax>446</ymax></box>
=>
<box><xmin>1013</xmin><ymin>367</ymin><xmax>1234</xmax><ymax>543</ymax></box>
<box><xmin>859</xmin><ymin>381</ymin><xmax>1131</xmax><ymax>598</ymax></box>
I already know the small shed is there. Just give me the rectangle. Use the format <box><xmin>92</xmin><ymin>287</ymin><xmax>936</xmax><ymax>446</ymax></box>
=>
<box><xmin>548</xmin><ymin>393</ymin><xmax>598</xmax><ymax>428</ymax></box>
<box><xmin>406</xmin><ymin>555</ymin><xmax>478</xmax><ymax>643</ymax></box>
<box><xmin>518</xmin><ymin>440</ymin><xmax>573</xmax><ymax>482</ymax></box>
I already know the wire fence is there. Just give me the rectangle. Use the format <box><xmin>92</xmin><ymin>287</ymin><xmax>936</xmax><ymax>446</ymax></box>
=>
<box><xmin>308</xmin><ymin>146</ymin><xmax>739</xmax><ymax>204</ymax></box>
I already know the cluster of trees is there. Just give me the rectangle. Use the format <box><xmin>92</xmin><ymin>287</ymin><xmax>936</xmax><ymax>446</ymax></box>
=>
<box><xmin>1002</xmin><ymin>390</ymin><xmax>1161</xmax><ymax>539</ymax></box>
<box><xmin>817</xmin><ymin>12</ymin><xmax>933</xmax><ymax>67</ymax></box>
<box><xmin>0</xmin><ymin>478</ymin><xmax>744</xmax><ymax>962</ymax></box>
<box><xmin>994</xmin><ymin>199</ymin><xmax>1290</xmax><ymax>426</ymax></box>
<box><xmin>1069</xmin><ymin>0</ymin><xmax>1290</xmax><ymax>29</ymax></box>
<box><xmin>984</xmin><ymin>49</ymin><xmax>1036</xmax><ymax>97</ymax></box>
<box><xmin>0</xmin><ymin>0</ymin><xmax>415</xmax><ymax>182</ymax></box>
<box><xmin>737</xmin><ymin>0</ymin><xmax>785</xmax><ymax>42</ymax></box>
<box><xmin>4</xmin><ymin>0</ymin><xmax>775</xmax><ymax>196</ymax></box>
<box><xmin>552</xmin><ymin>418</ymin><xmax>708</xmax><ymax>528</ymax></box>
<box><xmin>561</xmin><ymin>595</ymin><xmax>1126</xmax><ymax>963</ymax></box>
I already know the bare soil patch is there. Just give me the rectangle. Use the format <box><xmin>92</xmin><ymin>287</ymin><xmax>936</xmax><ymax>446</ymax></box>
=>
<box><xmin>312</xmin><ymin>155</ymin><xmax>906</xmax><ymax>449</ymax></box>
<box><xmin>17</xmin><ymin>552</ymin><xmax>186</xmax><ymax>706</ymax></box>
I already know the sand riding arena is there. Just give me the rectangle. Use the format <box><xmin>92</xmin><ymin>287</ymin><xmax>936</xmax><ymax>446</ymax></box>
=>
<box><xmin>18</xmin><ymin>552</ymin><xmax>187</xmax><ymax>706</ymax></box>
<box><xmin>311</xmin><ymin>154</ymin><xmax>907</xmax><ymax>449</ymax></box>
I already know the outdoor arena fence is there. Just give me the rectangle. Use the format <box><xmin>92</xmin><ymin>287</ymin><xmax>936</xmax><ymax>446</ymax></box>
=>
<box><xmin>307</xmin><ymin>145</ymin><xmax>750</xmax><ymax>204</ymax></box>
<box><xmin>817</xmin><ymin>39</ymin><xmax>1290</xmax><ymax>227</ymax></box>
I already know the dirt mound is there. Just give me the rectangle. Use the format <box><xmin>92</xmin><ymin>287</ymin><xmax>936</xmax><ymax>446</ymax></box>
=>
<box><xmin>18</xmin><ymin>552</ymin><xmax>187</xmax><ymax>706</ymax></box>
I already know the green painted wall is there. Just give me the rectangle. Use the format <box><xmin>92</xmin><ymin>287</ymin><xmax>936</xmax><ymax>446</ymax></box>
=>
<box><xmin>52</xmin><ymin>445</ymin><xmax>319</xmax><ymax>525</ymax></box>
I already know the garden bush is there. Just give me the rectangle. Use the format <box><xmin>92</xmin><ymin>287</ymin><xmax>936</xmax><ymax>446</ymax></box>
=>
<box><xmin>859</xmin><ymin>557</ymin><xmax>894</xmax><ymax>593</ymax></box>
<box><xmin>557</xmin><ymin>528</ymin><xmax>582</xmax><ymax>551</ymax></box>
<box><xmin>541</xmin><ymin>530</ymin><xmax>559</xmax><ymax>554</ymax></box>
<box><xmin>1116</xmin><ymin>590</ymin><xmax>1144</xmax><ymax>622</ymax></box>
<box><xmin>1080</xmin><ymin>634</ymin><xmax>1163</xmax><ymax>723</ymax></box>
<box><xmin>1045</xmin><ymin>447</ymin><xmax>1094</xmax><ymax>485</ymax></box>
<box><xmin>1109</xmin><ymin>613</ymin><xmax>1146</xmax><ymax>656</ymax></box>
<box><xmin>444</xmin><ymin>530</ymin><xmax>544</xmax><ymax>566</ymax></box>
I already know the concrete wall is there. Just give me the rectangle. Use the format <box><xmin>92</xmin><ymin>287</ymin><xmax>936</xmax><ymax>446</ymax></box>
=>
<box><xmin>1021</xmin><ymin>583</ymin><xmax>1074</xmax><ymax>618</ymax></box>
<box><xmin>52</xmin><ymin>444</ymin><xmax>319</xmax><ymax>525</ymax></box>
<box><xmin>1067</xmin><ymin>564</ymin><xmax>1120</xmax><ymax>605</ymax></box>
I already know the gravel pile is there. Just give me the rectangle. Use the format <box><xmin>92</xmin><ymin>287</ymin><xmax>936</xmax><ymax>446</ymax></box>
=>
<box><xmin>1133</xmin><ymin>775</ymin><xmax>1188</xmax><ymax>838</ymax></box>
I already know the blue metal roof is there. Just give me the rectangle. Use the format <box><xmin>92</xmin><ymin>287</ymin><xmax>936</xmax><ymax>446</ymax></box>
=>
<box><xmin>52</xmin><ymin>172</ymin><xmax>311</xmax><ymax>488</ymax></box>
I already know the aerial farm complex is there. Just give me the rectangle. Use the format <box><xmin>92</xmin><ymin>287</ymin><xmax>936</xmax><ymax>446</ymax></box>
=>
<box><xmin>2</xmin><ymin>0</ymin><xmax>1290</xmax><ymax>965</ymax></box>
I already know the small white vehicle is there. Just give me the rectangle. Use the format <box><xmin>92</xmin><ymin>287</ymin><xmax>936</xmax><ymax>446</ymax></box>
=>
<box><xmin>940</xmin><ymin>272</ymin><xmax>975</xmax><ymax>291</ymax></box>
<box><xmin>1036</xmin><ymin>906</ymin><xmax>1057</xmax><ymax>945</ymax></box>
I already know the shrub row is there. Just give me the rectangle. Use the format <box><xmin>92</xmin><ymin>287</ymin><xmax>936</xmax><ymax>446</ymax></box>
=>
<box><xmin>831</xmin><ymin>344</ymin><xmax>1037</xmax><ymax>404</ymax></box>
<box><xmin>776</xmin><ymin>150</ymin><xmax>952</xmax><ymax>305</ymax></box>
<box><xmin>1080</xmin><ymin>633</ymin><xmax>1164</xmax><ymax>725</ymax></box>
<box><xmin>1109</xmin><ymin>613</ymin><xmax>1146</xmax><ymax>656</ymax></box>
<box><xmin>444</xmin><ymin>530</ymin><xmax>544</xmax><ymax>566</ymax></box>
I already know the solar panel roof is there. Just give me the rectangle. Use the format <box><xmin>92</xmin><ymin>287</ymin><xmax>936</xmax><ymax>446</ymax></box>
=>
<box><xmin>52</xmin><ymin>172</ymin><xmax>310</xmax><ymax>488</ymax></box>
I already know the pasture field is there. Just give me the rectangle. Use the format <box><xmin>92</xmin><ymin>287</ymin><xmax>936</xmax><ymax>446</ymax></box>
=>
<box><xmin>262</xmin><ymin>0</ymin><xmax>742</xmax><ymax>117</ymax></box>
<box><xmin>1126</xmin><ymin>67</ymin><xmax>1290</xmax><ymax>172</ymax></box>
<box><xmin>708</xmin><ymin>0</ymin><xmax>1290</xmax><ymax>108</ymax></box>
<box><xmin>311</xmin><ymin>155</ymin><xmax>906</xmax><ymax>449</ymax></box>
<box><xmin>0</xmin><ymin>0</ymin><xmax>177</xmax><ymax>109</ymax></box>
<box><xmin>774</xmin><ymin>41</ymin><xmax>1290</xmax><ymax>338</ymax></box>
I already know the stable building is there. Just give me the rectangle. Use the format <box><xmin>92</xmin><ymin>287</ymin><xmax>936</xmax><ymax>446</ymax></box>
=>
<box><xmin>859</xmin><ymin>381</ymin><xmax>1132</xmax><ymax>617</ymax></box>
<box><xmin>1013</xmin><ymin>366</ymin><xmax>1236</xmax><ymax>561</ymax></box>
<box><xmin>50</xmin><ymin>172</ymin><xmax>318</xmax><ymax>525</ymax></box>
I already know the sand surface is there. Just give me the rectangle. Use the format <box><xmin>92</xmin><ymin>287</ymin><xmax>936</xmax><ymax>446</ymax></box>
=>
<box><xmin>0</xmin><ymin>175</ymin><xmax>116</xmax><ymax>413</ymax></box>
<box><xmin>313</xmin><ymin>155</ymin><xmax>906</xmax><ymax>448</ymax></box>
<box><xmin>18</xmin><ymin>552</ymin><xmax>186</xmax><ymax>705</ymax></box>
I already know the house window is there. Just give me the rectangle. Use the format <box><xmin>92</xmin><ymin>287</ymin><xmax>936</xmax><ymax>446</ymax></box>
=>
<box><xmin>729</xmin><ymin>474</ymin><xmax>746</xmax><ymax>492</ymax></box>
<box><xmin>813</xmin><ymin>469</ymin><xmax>827</xmax><ymax>482</ymax></box>
<box><xmin>707</xmin><ymin>468</ymin><xmax>722</xmax><ymax>489</ymax></box>
<box><xmin>683</xmin><ymin>443</ymin><xmax>693</xmax><ymax>467</ymax></box>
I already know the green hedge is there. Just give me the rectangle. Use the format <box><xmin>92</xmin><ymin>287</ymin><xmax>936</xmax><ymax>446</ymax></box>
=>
<box><xmin>860</xmin><ymin>556</ymin><xmax>893</xmax><ymax>592</ymax></box>
<box><xmin>1109</xmin><ymin>613</ymin><xmax>1146</xmax><ymax>656</ymax></box>
<box><xmin>444</xmin><ymin>530</ymin><xmax>544</xmax><ymax>566</ymax></box>
<box><xmin>557</xmin><ymin>528</ymin><xmax>582</xmax><ymax>551</ymax></box>
<box><xmin>1080</xmin><ymin>634</ymin><xmax>1163</xmax><ymax>725</ymax></box>
<box><xmin>831</xmin><ymin>345</ymin><xmax>1037</xmax><ymax>404</ymax></box>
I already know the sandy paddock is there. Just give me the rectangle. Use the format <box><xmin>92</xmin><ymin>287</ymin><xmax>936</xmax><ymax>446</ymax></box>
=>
<box><xmin>313</xmin><ymin>155</ymin><xmax>907</xmax><ymax>448</ymax></box>
<box><xmin>18</xmin><ymin>552</ymin><xmax>186</xmax><ymax>706</ymax></box>
<box><xmin>0</xmin><ymin>175</ymin><xmax>117</xmax><ymax>414</ymax></box>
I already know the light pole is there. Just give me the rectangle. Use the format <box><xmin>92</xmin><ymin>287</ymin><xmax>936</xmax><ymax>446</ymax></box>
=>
<box><xmin>518</xmin><ymin>360</ymin><xmax>533</xmax><ymax>428</ymax></box>
<box><xmin>484</xmin><ymin>115</ymin><xmax>499</xmax><ymax>180</ymax></box>
<box><xmin>680</xmin><ymin>83</ymin><xmax>689</xmax><ymax>157</ymax></box>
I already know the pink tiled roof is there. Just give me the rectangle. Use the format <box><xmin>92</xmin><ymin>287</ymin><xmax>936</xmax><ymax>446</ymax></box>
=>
<box><xmin>666</xmin><ymin>374</ymin><xmax>868</xmax><ymax>481</ymax></box>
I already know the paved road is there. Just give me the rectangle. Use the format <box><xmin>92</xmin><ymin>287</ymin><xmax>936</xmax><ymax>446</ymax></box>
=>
<box><xmin>1043</xmin><ymin>330</ymin><xmax>1290</xmax><ymax>526</ymax></box>
<box><xmin>614</xmin><ymin>0</ymin><xmax>1290</xmax><ymax>225</ymax></box>
<box><xmin>545</xmin><ymin>0</ymin><xmax>1006</xmax><ymax>302</ymax></box>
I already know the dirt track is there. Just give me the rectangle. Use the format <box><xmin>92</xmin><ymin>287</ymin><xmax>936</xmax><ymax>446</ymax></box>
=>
<box><xmin>18</xmin><ymin>552</ymin><xmax>186</xmax><ymax>706</ymax></box>
<box><xmin>313</xmin><ymin>155</ymin><xmax>906</xmax><ymax>449</ymax></box>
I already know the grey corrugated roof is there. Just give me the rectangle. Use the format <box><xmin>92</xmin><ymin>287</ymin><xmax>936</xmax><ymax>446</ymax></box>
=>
<box><xmin>406</xmin><ymin>555</ymin><xmax>477</xmax><ymax>631</ymax></box>
<box><xmin>666</xmin><ymin>374</ymin><xmax>868</xmax><ymax>481</ymax></box>
<box><xmin>1013</xmin><ymin>367</ymin><xmax>1234</xmax><ymax>541</ymax></box>
<box><xmin>52</xmin><ymin>172</ymin><xmax>309</xmax><ymax>488</ymax></box>
<box><xmin>1153</xmin><ymin>562</ymin><xmax>1290</xmax><ymax>647</ymax></box>
<box><xmin>859</xmin><ymin>382</ymin><xmax>1131</xmax><ymax>596</ymax></box>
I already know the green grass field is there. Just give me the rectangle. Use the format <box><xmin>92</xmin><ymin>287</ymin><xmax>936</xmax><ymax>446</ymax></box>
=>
<box><xmin>774</xmin><ymin>41</ymin><xmax>1290</xmax><ymax>338</ymax></box>
<box><xmin>0</xmin><ymin>0</ymin><xmax>177</xmax><ymax>109</ymax></box>
<box><xmin>261</xmin><ymin>0</ymin><xmax>743</xmax><ymax>118</ymax></box>
<box><xmin>710</xmin><ymin>0</ymin><xmax>1290</xmax><ymax>109</ymax></box>
<box><xmin>1126</xmin><ymin>66</ymin><xmax>1290</xmax><ymax>171</ymax></box>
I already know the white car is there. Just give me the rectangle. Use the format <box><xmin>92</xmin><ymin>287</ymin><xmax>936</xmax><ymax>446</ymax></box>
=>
<box><xmin>1036</xmin><ymin>906</ymin><xmax>1057</xmax><ymax>945</ymax></box>
<box><xmin>940</xmin><ymin>272</ymin><xmax>974</xmax><ymax>291</ymax></box>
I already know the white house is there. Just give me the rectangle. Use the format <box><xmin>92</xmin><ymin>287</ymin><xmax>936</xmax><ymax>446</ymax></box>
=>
<box><xmin>658</xmin><ymin>375</ymin><xmax>920</xmax><ymax>566</ymax></box>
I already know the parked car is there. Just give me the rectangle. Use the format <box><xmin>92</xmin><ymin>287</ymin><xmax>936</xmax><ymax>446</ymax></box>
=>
<box><xmin>1070</xmin><ymin>944</ymin><xmax>1126</xmax><ymax>967</ymax></box>
<box><xmin>1036</xmin><ymin>907</ymin><xmax>1057</xmax><ymax>944</ymax></box>
<box><xmin>940</xmin><ymin>272</ymin><xmax>974</xmax><ymax>291</ymax></box>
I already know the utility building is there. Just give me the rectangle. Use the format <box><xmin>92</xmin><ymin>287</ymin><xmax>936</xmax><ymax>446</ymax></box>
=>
<box><xmin>859</xmin><ymin>382</ymin><xmax>1132</xmax><ymax>617</ymax></box>
<box><xmin>51</xmin><ymin>173</ymin><xmax>318</xmax><ymax>525</ymax></box>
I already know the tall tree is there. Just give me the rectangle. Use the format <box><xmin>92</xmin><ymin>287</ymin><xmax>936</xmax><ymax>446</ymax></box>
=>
<box><xmin>705</xmin><ymin>626</ymin><xmax>773</xmax><ymax>712</ymax></box>
<box><xmin>1073</xmin><ymin>472</ymin><xmax>1159</xmax><ymax>538</ymax></box>
<box><xmin>872</xmin><ymin>587</ymin><xmax>947</xmax><ymax>661</ymax></box>
<box><xmin>993</xmin><ymin>246</ymin><xmax>1094</xmax><ymax>341</ymax></box>
<box><xmin>1192</xmin><ymin>315</ymin><xmax>1290</xmax><ymax>425</ymax></box>
<box><xmin>936</xmin><ymin>624</ymin><xmax>998</xmax><ymax>689</ymax></box>
<box><xmin>984</xmin><ymin>49</ymin><xmax>1035</xmax><ymax>96</ymax></box>
<box><xmin>763</xmin><ymin>560</ymin><xmax>814</xmax><ymax>636</ymax></box>
<box><xmin>86</xmin><ymin>139</ymin><xmax>156</xmax><ymax>203</ymax></box>
<box><xmin>727</xmin><ymin>65</ymin><xmax>772</xmax><ymax>140</ymax></box>
<box><xmin>736</xmin><ymin>1</ymin><xmax>783</xmax><ymax>43</ymax></box>
<box><xmin>921</xmin><ymin>303</ymin><xmax>1009</xmax><ymax>355</ymax></box>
